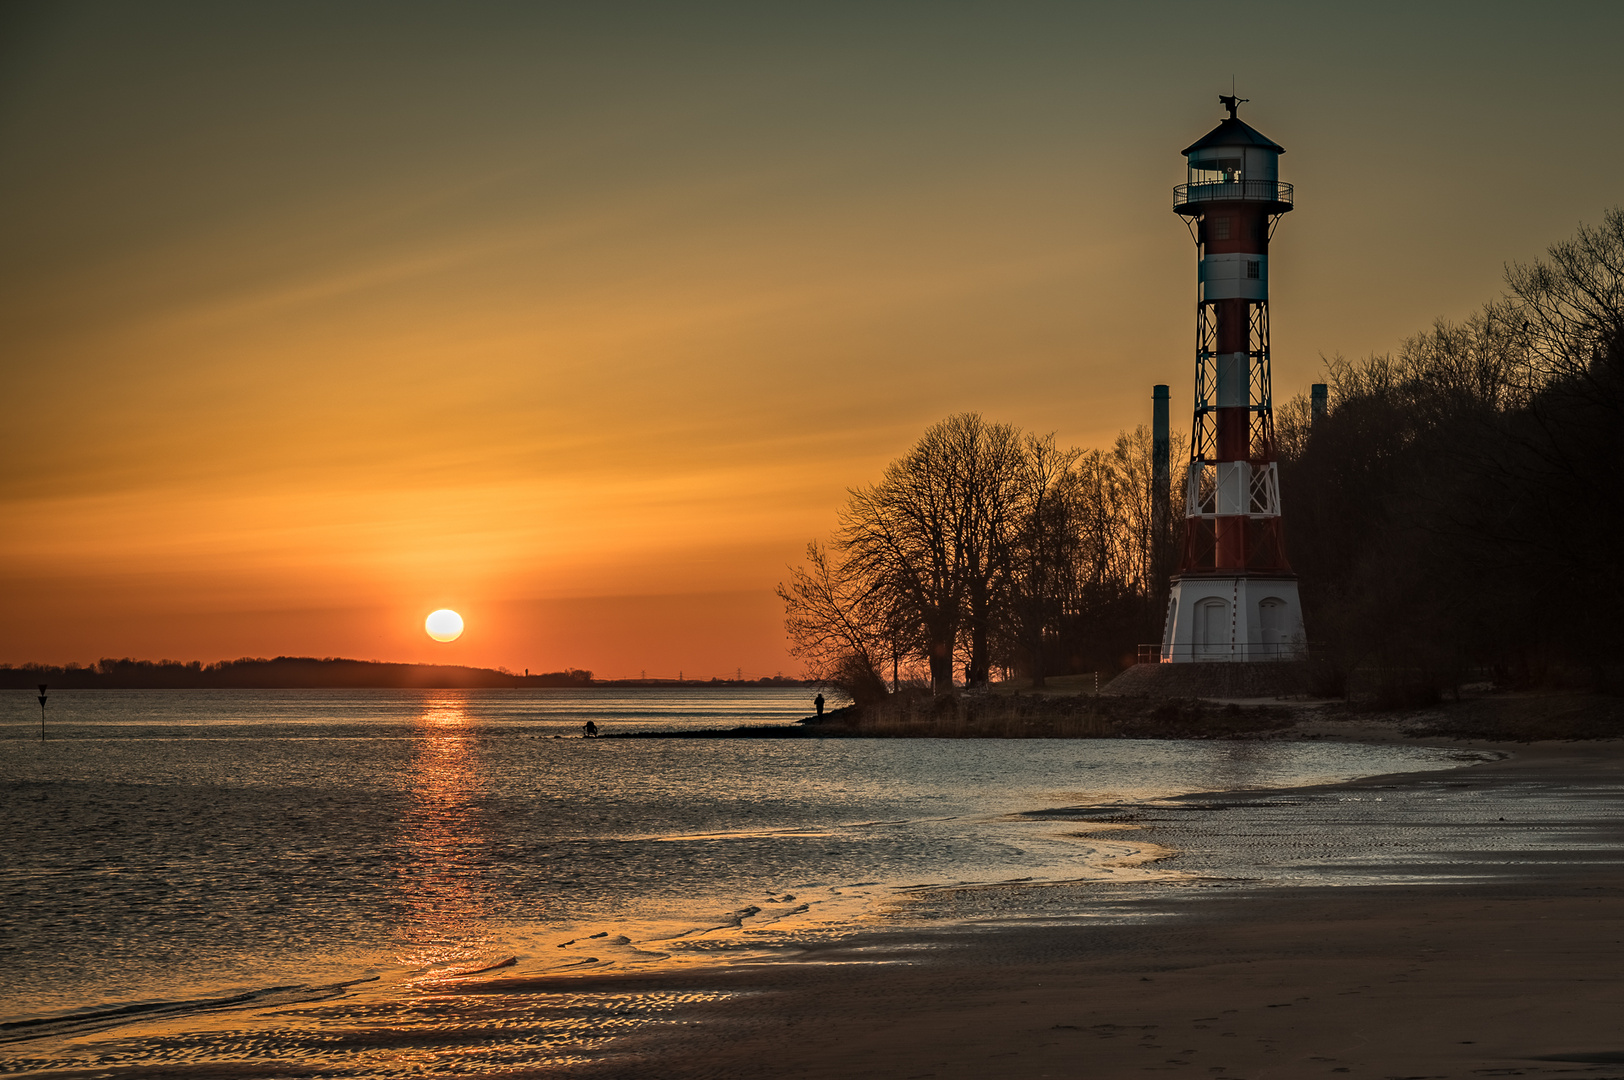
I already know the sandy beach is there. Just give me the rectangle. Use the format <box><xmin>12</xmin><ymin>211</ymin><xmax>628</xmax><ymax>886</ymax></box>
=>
<box><xmin>528</xmin><ymin>737</ymin><xmax>1624</xmax><ymax>1078</ymax></box>
<box><xmin>554</xmin><ymin>875</ymin><xmax>1624</xmax><ymax>1078</ymax></box>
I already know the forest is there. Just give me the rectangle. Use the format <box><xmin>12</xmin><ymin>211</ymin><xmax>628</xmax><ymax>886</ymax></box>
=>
<box><xmin>781</xmin><ymin>209</ymin><xmax>1624</xmax><ymax>702</ymax></box>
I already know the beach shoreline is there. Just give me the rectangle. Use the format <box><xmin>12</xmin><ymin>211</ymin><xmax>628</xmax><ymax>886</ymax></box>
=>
<box><xmin>550</xmin><ymin>734</ymin><xmax>1624</xmax><ymax>1078</ymax></box>
<box><xmin>7</xmin><ymin>724</ymin><xmax>1623</xmax><ymax>1077</ymax></box>
<box><xmin>551</xmin><ymin>871</ymin><xmax>1624</xmax><ymax>1079</ymax></box>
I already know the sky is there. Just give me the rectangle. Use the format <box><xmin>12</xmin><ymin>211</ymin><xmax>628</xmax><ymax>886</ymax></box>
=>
<box><xmin>3</xmin><ymin>1</ymin><xmax>1621</xmax><ymax>677</ymax></box>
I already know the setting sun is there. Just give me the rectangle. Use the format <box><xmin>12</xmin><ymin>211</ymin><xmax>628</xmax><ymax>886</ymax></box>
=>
<box><xmin>424</xmin><ymin>609</ymin><xmax>464</xmax><ymax>643</ymax></box>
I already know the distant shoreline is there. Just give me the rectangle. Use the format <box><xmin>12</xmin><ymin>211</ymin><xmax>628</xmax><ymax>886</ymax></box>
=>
<box><xmin>1</xmin><ymin>657</ymin><xmax>815</xmax><ymax>692</ymax></box>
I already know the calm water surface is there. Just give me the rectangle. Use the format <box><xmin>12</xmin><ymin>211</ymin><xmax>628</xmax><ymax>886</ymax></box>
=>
<box><xmin>1</xmin><ymin>688</ymin><xmax>1474</xmax><ymax>1027</ymax></box>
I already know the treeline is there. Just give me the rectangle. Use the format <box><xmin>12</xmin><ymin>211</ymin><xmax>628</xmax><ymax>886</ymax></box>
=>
<box><xmin>1279</xmin><ymin>208</ymin><xmax>1624</xmax><ymax>699</ymax></box>
<box><xmin>779</xmin><ymin>417</ymin><xmax>1179</xmax><ymax>698</ymax></box>
<box><xmin>782</xmin><ymin>209</ymin><xmax>1623</xmax><ymax>700</ymax></box>
<box><xmin>1</xmin><ymin>657</ymin><xmax>594</xmax><ymax>690</ymax></box>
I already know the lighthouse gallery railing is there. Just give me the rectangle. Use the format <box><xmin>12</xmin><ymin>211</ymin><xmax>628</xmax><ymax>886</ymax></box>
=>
<box><xmin>1173</xmin><ymin>180</ymin><xmax>1294</xmax><ymax>210</ymax></box>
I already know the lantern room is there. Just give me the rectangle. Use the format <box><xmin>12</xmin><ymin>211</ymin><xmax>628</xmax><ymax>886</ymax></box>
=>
<box><xmin>1174</xmin><ymin>96</ymin><xmax>1293</xmax><ymax>216</ymax></box>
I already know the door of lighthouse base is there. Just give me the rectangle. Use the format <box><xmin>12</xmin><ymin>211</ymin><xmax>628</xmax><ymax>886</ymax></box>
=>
<box><xmin>1160</xmin><ymin>575</ymin><xmax>1305</xmax><ymax>663</ymax></box>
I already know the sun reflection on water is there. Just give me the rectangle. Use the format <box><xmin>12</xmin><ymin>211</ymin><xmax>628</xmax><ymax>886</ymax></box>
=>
<box><xmin>396</xmin><ymin>694</ymin><xmax>498</xmax><ymax>975</ymax></box>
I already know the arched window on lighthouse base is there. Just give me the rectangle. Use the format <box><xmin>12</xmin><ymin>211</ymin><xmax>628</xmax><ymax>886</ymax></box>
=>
<box><xmin>1259</xmin><ymin>597</ymin><xmax>1288</xmax><ymax>657</ymax></box>
<box><xmin>1196</xmin><ymin>598</ymin><xmax>1229</xmax><ymax>660</ymax></box>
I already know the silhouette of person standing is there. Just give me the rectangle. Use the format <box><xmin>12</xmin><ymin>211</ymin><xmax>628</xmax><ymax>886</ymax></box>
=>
<box><xmin>583</xmin><ymin>720</ymin><xmax>598</xmax><ymax>737</ymax></box>
<box><xmin>813</xmin><ymin>693</ymin><xmax>825</xmax><ymax>717</ymax></box>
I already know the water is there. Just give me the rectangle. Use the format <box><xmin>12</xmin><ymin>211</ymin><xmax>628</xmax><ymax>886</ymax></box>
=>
<box><xmin>4</xmin><ymin>685</ymin><xmax>821</xmax><ymax>738</ymax></box>
<box><xmin>0</xmin><ymin>688</ymin><xmax>1475</xmax><ymax>1032</ymax></box>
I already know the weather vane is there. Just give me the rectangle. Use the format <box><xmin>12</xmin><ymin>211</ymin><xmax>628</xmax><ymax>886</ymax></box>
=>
<box><xmin>1220</xmin><ymin>74</ymin><xmax>1247</xmax><ymax>119</ymax></box>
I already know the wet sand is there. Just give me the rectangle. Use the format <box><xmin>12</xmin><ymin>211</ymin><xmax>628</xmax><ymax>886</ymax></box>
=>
<box><xmin>8</xmin><ymin>734</ymin><xmax>1624</xmax><ymax>1079</ymax></box>
<box><xmin>543</xmin><ymin>739</ymin><xmax>1624</xmax><ymax>1079</ymax></box>
<box><xmin>559</xmin><ymin>875</ymin><xmax>1624</xmax><ymax>1078</ymax></box>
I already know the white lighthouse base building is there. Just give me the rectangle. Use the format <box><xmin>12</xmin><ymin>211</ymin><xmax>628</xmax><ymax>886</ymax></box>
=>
<box><xmin>1161</xmin><ymin>576</ymin><xmax>1306</xmax><ymax>662</ymax></box>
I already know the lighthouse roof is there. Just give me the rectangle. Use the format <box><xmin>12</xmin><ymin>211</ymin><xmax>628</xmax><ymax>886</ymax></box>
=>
<box><xmin>1182</xmin><ymin>116</ymin><xmax>1285</xmax><ymax>156</ymax></box>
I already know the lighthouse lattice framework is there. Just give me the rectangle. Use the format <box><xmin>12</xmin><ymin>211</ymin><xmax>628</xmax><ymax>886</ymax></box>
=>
<box><xmin>1160</xmin><ymin>96</ymin><xmax>1306</xmax><ymax>662</ymax></box>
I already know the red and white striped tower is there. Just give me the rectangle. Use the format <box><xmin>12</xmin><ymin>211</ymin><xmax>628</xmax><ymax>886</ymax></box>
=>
<box><xmin>1161</xmin><ymin>96</ymin><xmax>1306</xmax><ymax>662</ymax></box>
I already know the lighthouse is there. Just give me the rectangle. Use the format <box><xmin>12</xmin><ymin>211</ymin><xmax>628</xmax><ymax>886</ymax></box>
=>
<box><xmin>1160</xmin><ymin>96</ymin><xmax>1306</xmax><ymax>662</ymax></box>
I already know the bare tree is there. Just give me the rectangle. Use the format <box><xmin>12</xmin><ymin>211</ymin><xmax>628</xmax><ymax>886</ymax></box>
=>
<box><xmin>776</xmin><ymin>541</ymin><xmax>881</xmax><ymax>685</ymax></box>
<box><xmin>1001</xmin><ymin>434</ymin><xmax>1083</xmax><ymax>688</ymax></box>
<box><xmin>836</xmin><ymin>414</ymin><xmax>1021</xmax><ymax>695</ymax></box>
<box><xmin>786</xmin><ymin>415</ymin><xmax>1193</xmax><ymax>696</ymax></box>
<box><xmin>1107</xmin><ymin>426</ymin><xmax>1158</xmax><ymax>596</ymax></box>
<box><xmin>1507</xmin><ymin>206</ymin><xmax>1624</xmax><ymax>389</ymax></box>
<box><xmin>959</xmin><ymin>419</ymin><xmax>1026</xmax><ymax>689</ymax></box>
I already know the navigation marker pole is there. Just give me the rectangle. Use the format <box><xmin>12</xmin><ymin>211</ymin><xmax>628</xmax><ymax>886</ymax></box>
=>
<box><xmin>37</xmin><ymin>683</ymin><xmax>47</xmax><ymax>741</ymax></box>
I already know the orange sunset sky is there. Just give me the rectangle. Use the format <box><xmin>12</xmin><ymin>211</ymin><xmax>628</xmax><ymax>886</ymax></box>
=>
<box><xmin>3</xmin><ymin>3</ymin><xmax>1621</xmax><ymax>677</ymax></box>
